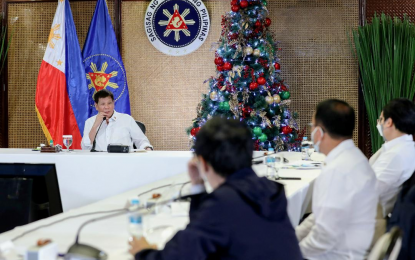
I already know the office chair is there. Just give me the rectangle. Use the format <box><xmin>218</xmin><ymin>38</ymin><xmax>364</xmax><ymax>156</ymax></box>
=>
<box><xmin>368</xmin><ymin>226</ymin><xmax>403</xmax><ymax>260</ymax></box>
<box><xmin>133</xmin><ymin>121</ymin><xmax>146</xmax><ymax>149</ymax></box>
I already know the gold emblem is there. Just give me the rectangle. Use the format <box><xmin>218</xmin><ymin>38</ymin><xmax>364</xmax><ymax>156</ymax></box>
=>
<box><xmin>86</xmin><ymin>62</ymin><xmax>119</xmax><ymax>93</ymax></box>
<box><xmin>48</xmin><ymin>24</ymin><xmax>61</xmax><ymax>49</ymax></box>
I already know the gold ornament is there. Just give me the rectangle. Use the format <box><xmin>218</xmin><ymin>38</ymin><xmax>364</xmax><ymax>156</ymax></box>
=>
<box><xmin>273</xmin><ymin>94</ymin><xmax>281</xmax><ymax>104</ymax></box>
<box><xmin>253</xmin><ymin>49</ymin><xmax>261</xmax><ymax>57</ymax></box>
<box><xmin>265</xmin><ymin>96</ymin><xmax>274</xmax><ymax>104</ymax></box>
<box><xmin>245</xmin><ymin>46</ymin><xmax>253</xmax><ymax>55</ymax></box>
<box><xmin>210</xmin><ymin>91</ymin><xmax>219</xmax><ymax>101</ymax></box>
<box><xmin>229</xmin><ymin>93</ymin><xmax>240</xmax><ymax>119</ymax></box>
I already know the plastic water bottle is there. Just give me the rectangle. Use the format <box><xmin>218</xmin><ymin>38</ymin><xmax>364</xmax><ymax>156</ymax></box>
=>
<box><xmin>266</xmin><ymin>148</ymin><xmax>276</xmax><ymax>178</ymax></box>
<box><xmin>128</xmin><ymin>198</ymin><xmax>143</xmax><ymax>239</ymax></box>
<box><xmin>301</xmin><ymin>137</ymin><xmax>311</xmax><ymax>160</ymax></box>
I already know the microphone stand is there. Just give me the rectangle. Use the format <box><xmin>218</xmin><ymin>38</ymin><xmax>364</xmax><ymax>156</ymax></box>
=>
<box><xmin>66</xmin><ymin>198</ymin><xmax>180</xmax><ymax>259</ymax></box>
<box><xmin>90</xmin><ymin>117</ymin><xmax>106</xmax><ymax>152</ymax></box>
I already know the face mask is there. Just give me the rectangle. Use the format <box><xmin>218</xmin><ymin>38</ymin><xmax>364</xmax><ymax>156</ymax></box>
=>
<box><xmin>376</xmin><ymin>123</ymin><xmax>387</xmax><ymax>142</ymax></box>
<box><xmin>198</xmin><ymin>165</ymin><xmax>213</xmax><ymax>193</ymax></box>
<box><xmin>311</xmin><ymin>127</ymin><xmax>324</xmax><ymax>153</ymax></box>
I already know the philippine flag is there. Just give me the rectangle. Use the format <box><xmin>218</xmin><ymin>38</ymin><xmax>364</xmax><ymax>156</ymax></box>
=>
<box><xmin>35</xmin><ymin>0</ymin><xmax>88</xmax><ymax>149</ymax></box>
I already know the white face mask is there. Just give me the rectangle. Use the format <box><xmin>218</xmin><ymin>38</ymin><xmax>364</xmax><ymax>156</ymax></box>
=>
<box><xmin>376</xmin><ymin>123</ymin><xmax>386</xmax><ymax>140</ymax></box>
<box><xmin>311</xmin><ymin>127</ymin><xmax>324</xmax><ymax>153</ymax></box>
<box><xmin>198</xmin><ymin>165</ymin><xmax>213</xmax><ymax>194</ymax></box>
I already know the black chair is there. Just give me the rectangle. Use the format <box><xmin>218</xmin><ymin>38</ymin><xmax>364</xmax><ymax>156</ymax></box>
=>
<box><xmin>136</xmin><ymin>121</ymin><xmax>146</xmax><ymax>134</ymax></box>
<box><xmin>0</xmin><ymin>178</ymin><xmax>33</xmax><ymax>233</ymax></box>
<box><xmin>133</xmin><ymin>121</ymin><xmax>146</xmax><ymax>149</ymax></box>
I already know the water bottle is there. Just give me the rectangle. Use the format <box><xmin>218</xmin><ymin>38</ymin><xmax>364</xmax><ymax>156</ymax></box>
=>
<box><xmin>265</xmin><ymin>148</ymin><xmax>276</xmax><ymax>178</ymax></box>
<box><xmin>49</xmin><ymin>139</ymin><xmax>54</xmax><ymax>147</ymax></box>
<box><xmin>128</xmin><ymin>198</ymin><xmax>143</xmax><ymax>239</ymax></box>
<box><xmin>301</xmin><ymin>137</ymin><xmax>311</xmax><ymax>160</ymax></box>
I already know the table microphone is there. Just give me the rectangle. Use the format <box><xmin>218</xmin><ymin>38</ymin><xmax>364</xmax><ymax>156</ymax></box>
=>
<box><xmin>90</xmin><ymin>117</ymin><xmax>106</xmax><ymax>152</ymax></box>
<box><xmin>66</xmin><ymin>198</ymin><xmax>179</xmax><ymax>260</ymax></box>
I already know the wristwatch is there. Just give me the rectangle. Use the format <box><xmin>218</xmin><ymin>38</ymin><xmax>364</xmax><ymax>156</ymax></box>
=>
<box><xmin>144</xmin><ymin>146</ymin><xmax>153</xmax><ymax>151</ymax></box>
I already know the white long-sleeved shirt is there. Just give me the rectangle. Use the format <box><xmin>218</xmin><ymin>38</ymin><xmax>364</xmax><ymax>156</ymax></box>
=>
<box><xmin>296</xmin><ymin>140</ymin><xmax>378</xmax><ymax>260</ymax></box>
<box><xmin>81</xmin><ymin>110</ymin><xmax>152</xmax><ymax>151</ymax></box>
<box><xmin>370</xmin><ymin>134</ymin><xmax>415</xmax><ymax>216</ymax></box>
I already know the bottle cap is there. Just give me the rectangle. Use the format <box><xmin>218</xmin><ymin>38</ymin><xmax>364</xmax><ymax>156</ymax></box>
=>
<box><xmin>130</xmin><ymin>198</ymin><xmax>140</xmax><ymax>205</ymax></box>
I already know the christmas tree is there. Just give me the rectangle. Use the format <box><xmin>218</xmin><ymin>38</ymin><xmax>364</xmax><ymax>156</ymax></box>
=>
<box><xmin>188</xmin><ymin>0</ymin><xmax>302</xmax><ymax>151</ymax></box>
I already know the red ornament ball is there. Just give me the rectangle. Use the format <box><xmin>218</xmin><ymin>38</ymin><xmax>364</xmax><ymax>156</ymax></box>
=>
<box><xmin>255</xmin><ymin>20</ymin><xmax>262</xmax><ymax>28</ymax></box>
<box><xmin>274</xmin><ymin>62</ymin><xmax>280</xmax><ymax>70</ymax></box>
<box><xmin>265</xmin><ymin>18</ymin><xmax>272</xmax><ymax>27</ymax></box>
<box><xmin>231</xmin><ymin>0</ymin><xmax>238</xmax><ymax>5</ymax></box>
<box><xmin>191</xmin><ymin>127</ymin><xmax>201</xmax><ymax>137</ymax></box>
<box><xmin>249</xmin><ymin>82</ymin><xmax>259</xmax><ymax>90</ymax></box>
<box><xmin>243</xmin><ymin>107</ymin><xmax>253</xmax><ymax>118</ymax></box>
<box><xmin>217</xmin><ymin>65</ymin><xmax>224</xmax><ymax>71</ymax></box>
<box><xmin>240</xmin><ymin>0</ymin><xmax>248</xmax><ymax>8</ymax></box>
<box><xmin>282</xmin><ymin>126</ymin><xmax>293</xmax><ymax>135</ymax></box>
<box><xmin>223</xmin><ymin>62</ymin><xmax>233</xmax><ymax>71</ymax></box>
<box><xmin>231</xmin><ymin>5</ymin><xmax>240</xmax><ymax>12</ymax></box>
<box><xmin>257</xmin><ymin>77</ymin><xmax>266</xmax><ymax>85</ymax></box>
<box><xmin>214</xmin><ymin>57</ymin><xmax>224</xmax><ymax>66</ymax></box>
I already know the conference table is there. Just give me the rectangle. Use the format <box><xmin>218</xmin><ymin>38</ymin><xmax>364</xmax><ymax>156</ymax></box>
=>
<box><xmin>0</xmin><ymin>150</ymin><xmax>322</xmax><ymax>260</ymax></box>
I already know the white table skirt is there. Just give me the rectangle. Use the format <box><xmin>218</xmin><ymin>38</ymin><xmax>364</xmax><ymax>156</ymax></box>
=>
<box><xmin>0</xmin><ymin>149</ymin><xmax>193</xmax><ymax>211</ymax></box>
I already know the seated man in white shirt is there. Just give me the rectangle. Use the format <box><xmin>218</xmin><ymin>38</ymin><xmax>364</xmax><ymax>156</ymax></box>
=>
<box><xmin>296</xmin><ymin>99</ymin><xmax>378</xmax><ymax>260</ymax></box>
<box><xmin>81</xmin><ymin>89</ymin><xmax>153</xmax><ymax>151</ymax></box>
<box><xmin>369</xmin><ymin>98</ymin><xmax>415</xmax><ymax>242</ymax></box>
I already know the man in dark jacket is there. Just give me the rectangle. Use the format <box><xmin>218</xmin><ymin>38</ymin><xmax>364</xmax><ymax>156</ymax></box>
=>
<box><xmin>129</xmin><ymin>117</ymin><xmax>303</xmax><ymax>260</ymax></box>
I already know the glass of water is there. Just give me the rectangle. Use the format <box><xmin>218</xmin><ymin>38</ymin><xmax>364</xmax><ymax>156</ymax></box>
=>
<box><xmin>63</xmin><ymin>135</ymin><xmax>73</xmax><ymax>152</ymax></box>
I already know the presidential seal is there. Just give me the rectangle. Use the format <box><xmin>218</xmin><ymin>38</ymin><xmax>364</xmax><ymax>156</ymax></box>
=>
<box><xmin>145</xmin><ymin>0</ymin><xmax>210</xmax><ymax>56</ymax></box>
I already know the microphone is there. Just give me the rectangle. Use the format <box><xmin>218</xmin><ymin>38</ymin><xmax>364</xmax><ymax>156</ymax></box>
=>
<box><xmin>66</xmin><ymin>198</ymin><xmax>176</xmax><ymax>260</ymax></box>
<box><xmin>90</xmin><ymin>117</ymin><xmax>106</xmax><ymax>152</ymax></box>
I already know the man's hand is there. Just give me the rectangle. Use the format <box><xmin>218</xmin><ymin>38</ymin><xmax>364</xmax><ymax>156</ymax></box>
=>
<box><xmin>128</xmin><ymin>236</ymin><xmax>157</xmax><ymax>256</ymax></box>
<box><xmin>188</xmin><ymin>157</ymin><xmax>204</xmax><ymax>185</ymax></box>
<box><xmin>93</xmin><ymin>112</ymin><xmax>109</xmax><ymax>127</ymax></box>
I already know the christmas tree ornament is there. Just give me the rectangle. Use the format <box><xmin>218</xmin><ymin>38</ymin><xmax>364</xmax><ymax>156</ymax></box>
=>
<box><xmin>223</xmin><ymin>62</ymin><xmax>233</xmax><ymax>71</ymax></box>
<box><xmin>273</xmin><ymin>94</ymin><xmax>281</xmax><ymax>103</ymax></box>
<box><xmin>282</xmin><ymin>126</ymin><xmax>293</xmax><ymax>134</ymax></box>
<box><xmin>242</xmin><ymin>106</ymin><xmax>253</xmax><ymax>118</ymax></box>
<box><xmin>249</xmin><ymin>82</ymin><xmax>259</xmax><ymax>90</ymax></box>
<box><xmin>281</xmin><ymin>91</ymin><xmax>291</xmax><ymax>100</ymax></box>
<box><xmin>265</xmin><ymin>18</ymin><xmax>272</xmax><ymax>27</ymax></box>
<box><xmin>255</xmin><ymin>20</ymin><xmax>262</xmax><ymax>28</ymax></box>
<box><xmin>217</xmin><ymin>65</ymin><xmax>224</xmax><ymax>71</ymax></box>
<box><xmin>257</xmin><ymin>77</ymin><xmax>266</xmax><ymax>85</ymax></box>
<box><xmin>253</xmin><ymin>49</ymin><xmax>261</xmax><ymax>57</ymax></box>
<box><xmin>259</xmin><ymin>133</ymin><xmax>268</xmax><ymax>142</ymax></box>
<box><xmin>190</xmin><ymin>127</ymin><xmax>201</xmax><ymax>137</ymax></box>
<box><xmin>210</xmin><ymin>91</ymin><xmax>219</xmax><ymax>101</ymax></box>
<box><xmin>231</xmin><ymin>5</ymin><xmax>240</xmax><ymax>12</ymax></box>
<box><xmin>219</xmin><ymin>101</ymin><xmax>230</xmax><ymax>111</ymax></box>
<box><xmin>265</xmin><ymin>96</ymin><xmax>274</xmax><ymax>104</ymax></box>
<box><xmin>231</xmin><ymin>0</ymin><xmax>238</xmax><ymax>5</ymax></box>
<box><xmin>215</xmin><ymin>57</ymin><xmax>224</xmax><ymax>65</ymax></box>
<box><xmin>274</xmin><ymin>62</ymin><xmax>280</xmax><ymax>70</ymax></box>
<box><xmin>244</xmin><ymin>46</ymin><xmax>253</xmax><ymax>55</ymax></box>
<box><xmin>253</xmin><ymin>126</ymin><xmax>262</xmax><ymax>137</ymax></box>
<box><xmin>240</xmin><ymin>0</ymin><xmax>249</xmax><ymax>8</ymax></box>
<box><xmin>280</xmin><ymin>85</ymin><xmax>287</xmax><ymax>91</ymax></box>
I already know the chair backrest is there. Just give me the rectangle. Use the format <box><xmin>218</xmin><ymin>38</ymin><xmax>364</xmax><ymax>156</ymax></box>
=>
<box><xmin>136</xmin><ymin>121</ymin><xmax>146</xmax><ymax>134</ymax></box>
<box><xmin>368</xmin><ymin>227</ymin><xmax>403</xmax><ymax>260</ymax></box>
<box><xmin>0</xmin><ymin>178</ymin><xmax>33</xmax><ymax>233</ymax></box>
